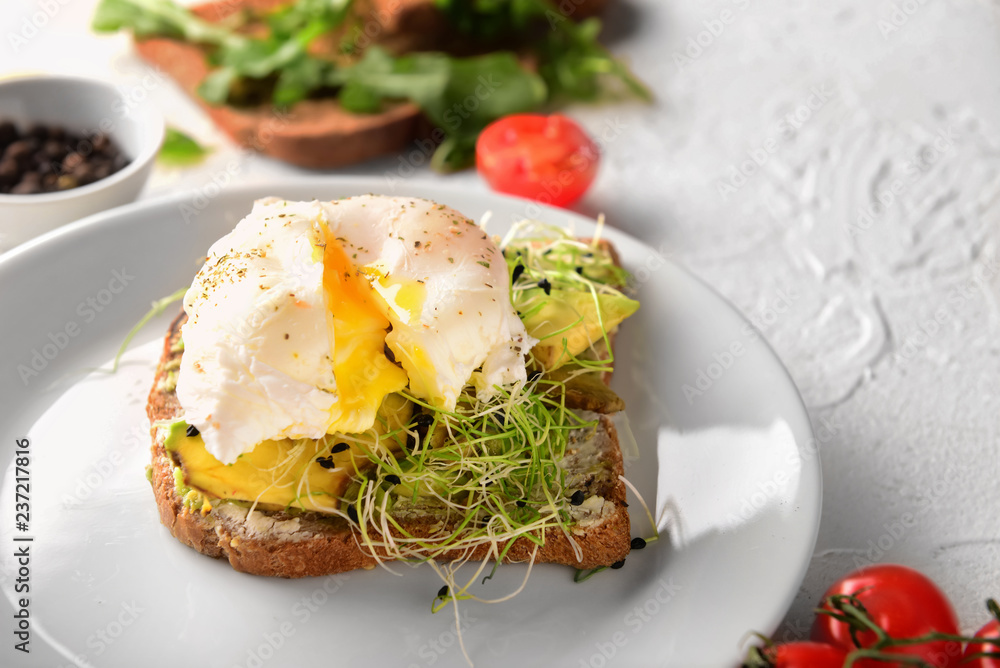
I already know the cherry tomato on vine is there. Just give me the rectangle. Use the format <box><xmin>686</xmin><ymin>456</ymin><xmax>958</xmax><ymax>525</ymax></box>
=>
<box><xmin>962</xmin><ymin>619</ymin><xmax>1000</xmax><ymax>668</ymax></box>
<box><xmin>760</xmin><ymin>641</ymin><xmax>849</xmax><ymax>667</ymax></box>
<box><xmin>811</xmin><ymin>564</ymin><xmax>961</xmax><ymax>667</ymax></box>
<box><xmin>476</xmin><ymin>114</ymin><xmax>599</xmax><ymax>207</ymax></box>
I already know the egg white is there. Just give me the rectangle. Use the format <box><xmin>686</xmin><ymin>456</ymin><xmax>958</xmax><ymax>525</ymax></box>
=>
<box><xmin>176</xmin><ymin>196</ymin><xmax>535</xmax><ymax>464</ymax></box>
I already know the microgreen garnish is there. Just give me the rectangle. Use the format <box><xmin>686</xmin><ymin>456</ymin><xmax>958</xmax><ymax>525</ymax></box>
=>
<box><xmin>339</xmin><ymin>381</ymin><xmax>595</xmax><ymax>563</ymax></box>
<box><xmin>573</xmin><ymin>567</ymin><xmax>606</xmax><ymax>583</ymax></box>
<box><xmin>107</xmin><ymin>287</ymin><xmax>187</xmax><ymax>373</ymax></box>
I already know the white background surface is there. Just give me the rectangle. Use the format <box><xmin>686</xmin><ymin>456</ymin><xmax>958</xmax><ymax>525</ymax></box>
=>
<box><xmin>3</xmin><ymin>0</ymin><xmax>1000</xmax><ymax>654</ymax></box>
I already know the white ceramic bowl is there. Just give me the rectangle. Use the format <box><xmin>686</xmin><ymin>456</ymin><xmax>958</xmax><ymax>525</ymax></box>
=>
<box><xmin>0</xmin><ymin>75</ymin><xmax>163</xmax><ymax>252</ymax></box>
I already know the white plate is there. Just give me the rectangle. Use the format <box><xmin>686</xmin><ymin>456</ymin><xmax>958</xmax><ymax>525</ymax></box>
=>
<box><xmin>0</xmin><ymin>178</ymin><xmax>820</xmax><ymax>668</ymax></box>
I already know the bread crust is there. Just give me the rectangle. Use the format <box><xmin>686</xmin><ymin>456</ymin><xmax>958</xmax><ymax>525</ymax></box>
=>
<box><xmin>147</xmin><ymin>302</ymin><xmax>631</xmax><ymax>578</ymax></box>
<box><xmin>132</xmin><ymin>0</ymin><xmax>610</xmax><ymax>169</ymax></box>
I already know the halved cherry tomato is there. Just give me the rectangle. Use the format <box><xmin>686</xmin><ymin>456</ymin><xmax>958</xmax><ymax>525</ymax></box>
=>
<box><xmin>761</xmin><ymin>641</ymin><xmax>849</xmax><ymax>667</ymax></box>
<box><xmin>962</xmin><ymin>619</ymin><xmax>1000</xmax><ymax>668</ymax></box>
<box><xmin>476</xmin><ymin>114</ymin><xmax>599</xmax><ymax>207</ymax></box>
<box><xmin>811</xmin><ymin>564</ymin><xmax>962</xmax><ymax>667</ymax></box>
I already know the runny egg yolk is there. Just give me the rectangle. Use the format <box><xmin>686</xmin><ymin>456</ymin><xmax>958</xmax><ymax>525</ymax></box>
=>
<box><xmin>362</xmin><ymin>265</ymin><xmax>427</xmax><ymax>326</ymax></box>
<box><xmin>359</xmin><ymin>266</ymin><xmax>450</xmax><ymax>407</ymax></box>
<box><xmin>322</xmin><ymin>233</ymin><xmax>408</xmax><ymax>434</ymax></box>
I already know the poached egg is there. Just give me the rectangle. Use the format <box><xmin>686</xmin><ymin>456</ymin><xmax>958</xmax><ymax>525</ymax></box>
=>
<box><xmin>176</xmin><ymin>195</ymin><xmax>535</xmax><ymax>464</ymax></box>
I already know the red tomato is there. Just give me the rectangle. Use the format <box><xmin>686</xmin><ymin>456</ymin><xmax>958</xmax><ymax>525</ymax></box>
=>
<box><xmin>476</xmin><ymin>114</ymin><xmax>599</xmax><ymax>207</ymax></box>
<box><xmin>763</xmin><ymin>642</ymin><xmax>849</xmax><ymax>667</ymax></box>
<box><xmin>962</xmin><ymin>619</ymin><xmax>1000</xmax><ymax>667</ymax></box>
<box><xmin>811</xmin><ymin>564</ymin><xmax>962</xmax><ymax>667</ymax></box>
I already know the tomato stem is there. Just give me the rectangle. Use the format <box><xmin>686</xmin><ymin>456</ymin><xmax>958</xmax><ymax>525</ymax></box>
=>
<box><xmin>988</xmin><ymin>598</ymin><xmax>1000</xmax><ymax>622</ymax></box>
<box><xmin>749</xmin><ymin>596</ymin><xmax>1000</xmax><ymax>667</ymax></box>
<box><xmin>741</xmin><ymin>644</ymin><xmax>773</xmax><ymax>668</ymax></box>
<box><xmin>845</xmin><ymin>648</ymin><xmax>933</xmax><ymax>666</ymax></box>
<box><xmin>822</xmin><ymin>594</ymin><xmax>1000</xmax><ymax>666</ymax></box>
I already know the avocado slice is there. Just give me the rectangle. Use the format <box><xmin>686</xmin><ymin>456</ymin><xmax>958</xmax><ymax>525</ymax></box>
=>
<box><xmin>518</xmin><ymin>287</ymin><xmax>639</xmax><ymax>371</ymax></box>
<box><xmin>544</xmin><ymin>364</ymin><xmax>625</xmax><ymax>413</ymax></box>
<box><xmin>165</xmin><ymin>394</ymin><xmax>413</xmax><ymax>513</ymax></box>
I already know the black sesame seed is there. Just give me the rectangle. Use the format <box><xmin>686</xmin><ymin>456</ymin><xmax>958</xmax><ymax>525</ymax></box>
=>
<box><xmin>330</xmin><ymin>442</ymin><xmax>350</xmax><ymax>454</ymax></box>
<box><xmin>347</xmin><ymin>505</ymin><xmax>358</xmax><ymax>523</ymax></box>
<box><xmin>385</xmin><ymin>474</ymin><xmax>401</xmax><ymax>485</ymax></box>
<box><xmin>414</xmin><ymin>413</ymin><xmax>434</xmax><ymax>427</ymax></box>
<box><xmin>515</xmin><ymin>500</ymin><xmax>526</xmax><ymax>508</ymax></box>
<box><xmin>575</xmin><ymin>266</ymin><xmax>584</xmax><ymax>275</ymax></box>
<box><xmin>317</xmin><ymin>456</ymin><xmax>336</xmax><ymax>469</ymax></box>
<box><xmin>630</xmin><ymin>537</ymin><xmax>647</xmax><ymax>550</ymax></box>
<box><xmin>185</xmin><ymin>424</ymin><xmax>200</xmax><ymax>438</ymax></box>
<box><xmin>511</xmin><ymin>264</ymin><xmax>525</xmax><ymax>282</ymax></box>
<box><xmin>437</xmin><ymin>585</ymin><xmax>449</xmax><ymax>598</ymax></box>
<box><xmin>537</xmin><ymin>278</ymin><xmax>551</xmax><ymax>295</ymax></box>
<box><xmin>570</xmin><ymin>490</ymin><xmax>585</xmax><ymax>506</ymax></box>
<box><xmin>610</xmin><ymin>560</ymin><xmax>626</xmax><ymax>570</ymax></box>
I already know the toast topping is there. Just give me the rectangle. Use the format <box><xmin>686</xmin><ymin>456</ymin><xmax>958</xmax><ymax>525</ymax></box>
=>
<box><xmin>176</xmin><ymin>195</ymin><xmax>534</xmax><ymax>463</ymax></box>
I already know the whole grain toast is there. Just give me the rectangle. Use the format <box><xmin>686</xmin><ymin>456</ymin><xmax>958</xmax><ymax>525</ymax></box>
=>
<box><xmin>147</xmin><ymin>317</ymin><xmax>631</xmax><ymax>578</ymax></box>
<box><xmin>133</xmin><ymin>0</ymin><xmax>609</xmax><ymax>169</ymax></box>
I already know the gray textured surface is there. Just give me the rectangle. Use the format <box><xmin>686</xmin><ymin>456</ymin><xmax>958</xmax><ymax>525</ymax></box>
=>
<box><xmin>5</xmin><ymin>0</ymin><xmax>1000</xmax><ymax>654</ymax></box>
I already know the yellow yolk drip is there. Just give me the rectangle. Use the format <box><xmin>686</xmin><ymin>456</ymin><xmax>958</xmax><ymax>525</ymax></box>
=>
<box><xmin>322</xmin><ymin>236</ymin><xmax>408</xmax><ymax>434</ymax></box>
<box><xmin>386</xmin><ymin>340</ymin><xmax>443</xmax><ymax>406</ymax></box>
<box><xmin>356</xmin><ymin>265</ymin><xmax>446</xmax><ymax>408</ymax></box>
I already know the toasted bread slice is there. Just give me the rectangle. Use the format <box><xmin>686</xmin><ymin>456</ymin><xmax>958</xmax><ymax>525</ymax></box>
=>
<box><xmin>147</xmin><ymin>313</ymin><xmax>630</xmax><ymax>576</ymax></box>
<box><xmin>133</xmin><ymin>0</ymin><xmax>610</xmax><ymax>169</ymax></box>
<box><xmin>145</xmin><ymin>228</ymin><xmax>634</xmax><ymax>577</ymax></box>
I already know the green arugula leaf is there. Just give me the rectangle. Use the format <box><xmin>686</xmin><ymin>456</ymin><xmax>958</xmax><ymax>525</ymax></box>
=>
<box><xmin>197</xmin><ymin>66</ymin><xmax>238</xmax><ymax>105</ymax></box>
<box><xmin>430</xmin><ymin>134</ymin><xmax>477</xmax><ymax>173</ymax></box>
<box><xmin>434</xmin><ymin>0</ymin><xmax>650</xmax><ymax>103</ymax></box>
<box><xmin>330</xmin><ymin>47</ymin><xmax>545</xmax><ymax>170</ymax></box>
<box><xmin>334</xmin><ymin>47</ymin><xmax>548</xmax><ymax>127</ymax></box>
<box><xmin>538</xmin><ymin>16</ymin><xmax>651</xmax><ymax>102</ymax></box>
<box><xmin>327</xmin><ymin>47</ymin><xmax>452</xmax><ymax>108</ymax></box>
<box><xmin>96</xmin><ymin>0</ymin><xmax>345</xmax><ymax>108</ymax></box>
<box><xmin>93</xmin><ymin>0</ymin><xmax>239</xmax><ymax>46</ymax></box>
<box><xmin>158</xmin><ymin>128</ymin><xmax>210</xmax><ymax>166</ymax></box>
<box><xmin>273</xmin><ymin>55</ymin><xmax>332</xmax><ymax>108</ymax></box>
<box><xmin>266</xmin><ymin>0</ymin><xmax>351</xmax><ymax>40</ymax></box>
